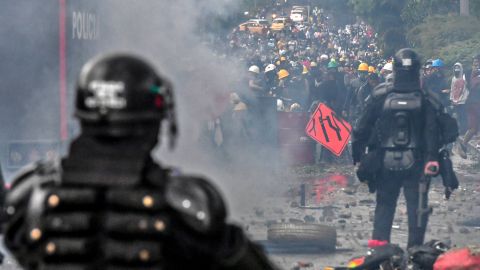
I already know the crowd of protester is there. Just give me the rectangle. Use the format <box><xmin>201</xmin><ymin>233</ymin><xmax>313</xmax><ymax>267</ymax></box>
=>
<box><xmin>211</xmin><ymin>3</ymin><xmax>480</xmax><ymax>161</ymax></box>
<box><xmin>228</xmin><ymin>7</ymin><xmax>384</xmax><ymax>121</ymax></box>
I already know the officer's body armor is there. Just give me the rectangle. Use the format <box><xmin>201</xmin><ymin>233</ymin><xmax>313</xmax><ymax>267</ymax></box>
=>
<box><xmin>376</xmin><ymin>90</ymin><xmax>424</xmax><ymax>171</ymax></box>
<box><xmin>4</xmin><ymin>154</ymin><xmax>224</xmax><ymax>269</ymax></box>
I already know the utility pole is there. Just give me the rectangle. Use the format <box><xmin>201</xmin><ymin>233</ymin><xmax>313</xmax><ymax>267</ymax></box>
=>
<box><xmin>460</xmin><ymin>0</ymin><xmax>470</xmax><ymax>16</ymax></box>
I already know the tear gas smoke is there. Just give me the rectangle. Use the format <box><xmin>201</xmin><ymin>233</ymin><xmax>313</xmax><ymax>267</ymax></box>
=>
<box><xmin>91</xmin><ymin>1</ymin><xmax>284</xmax><ymax>218</ymax></box>
<box><xmin>0</xmin><ymin>0</ymin><xmax>284</xmax><ymax>218</ymax></box>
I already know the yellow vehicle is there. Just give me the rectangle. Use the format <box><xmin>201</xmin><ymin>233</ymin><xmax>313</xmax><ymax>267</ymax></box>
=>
<box><xmin>270</xmin><ymin>17</ymin><xmax>291</xmax><ymax>31</ymax></box>
<box><xmin>238</xmin><ymin>19</ymin><xmax>269</xmax><ymax>34</ymax></box>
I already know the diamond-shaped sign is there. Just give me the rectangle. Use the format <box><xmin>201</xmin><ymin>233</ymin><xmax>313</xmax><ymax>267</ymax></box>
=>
<box><xmin>305</xmin><ymin>103</ymin><xmax>352</xmax><ymax>156</ymax></box>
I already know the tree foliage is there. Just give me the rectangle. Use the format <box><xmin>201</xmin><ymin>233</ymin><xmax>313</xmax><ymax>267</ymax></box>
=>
<box><xmin>401</xmin><ymin>0</ymin><xmax>458</xmax><ymax>28</ymax></box>
<box><xmin>407</xmin><ymin>15</ymin><xmax>480</xmax><ymax>66</ymax></box>
<box><xmin>438</xmin><ymin>35</ymin><xmax>480</xmax><ymax>67</ymax></box>
<box><xmin>347</xmin><ymin>0</ymin><xmax>480</xmax><ymax>60</ymax></box>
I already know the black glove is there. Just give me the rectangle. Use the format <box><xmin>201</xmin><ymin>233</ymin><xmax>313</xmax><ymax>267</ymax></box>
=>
<box><xmin>438</xmin><ymin>150</ymin><xmax>459</xmax><ymax>199</ymax></box>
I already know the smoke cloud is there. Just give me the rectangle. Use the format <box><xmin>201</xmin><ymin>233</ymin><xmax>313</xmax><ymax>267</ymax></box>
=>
<box><xmin>0</xmin><ymin>0</ymin><xmax>283</xmax><ymax>219</ymax></box>
<box><xmin>94</xmin><ymin>1</ymin><xmax>282</xmax><ymax>218</ymax></box>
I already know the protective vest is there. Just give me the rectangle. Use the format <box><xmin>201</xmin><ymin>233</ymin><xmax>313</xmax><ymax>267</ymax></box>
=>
<box><xmin>4</xmin><ymin>156</ymin><xmax>226</xmax><ymax>269</ymax></box>
<box><xmin>376</xmin><ymin>90</ymin><xmax>424</xmax><ymax>171</ymax></box>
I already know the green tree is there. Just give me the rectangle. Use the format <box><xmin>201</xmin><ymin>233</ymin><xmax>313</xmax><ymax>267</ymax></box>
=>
<box><xmin>402</xmin><ymin>0</ymin><xmax>459</xmax><ymax>28</ymax></box>
<box><xmin>347</xmin><ymin>0</ymin><xmax>472</xmax><ymax>58</ymax></box>
<box><xmin>407</xmin><ymin>15</ymin><xmax>480</xmax><ymax>66</ymax></box>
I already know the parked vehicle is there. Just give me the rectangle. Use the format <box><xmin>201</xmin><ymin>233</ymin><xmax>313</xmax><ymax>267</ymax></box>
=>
<box><xmin>238</xmin><ymin>19</ymin><xmax>269</xmax><ymax>34</ymax></box>
<box><xmin>270</xmin><ymin>17</ymin><xmax>291</xmax><ymax>31</ymax></box>
<box><xmin>290</xmin><ymin>9</ymin><xmax>306</xmax><ymax>23</ymax></box>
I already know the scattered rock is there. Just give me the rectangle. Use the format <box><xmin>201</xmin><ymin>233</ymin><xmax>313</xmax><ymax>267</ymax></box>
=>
<box><xmin>289</xmin><ymin>218</ymin><xmax>304</xmax><ymax>224</ymax></box>
<box><xmin>322</xmin><ymin>208</ymin><xmax>335</xmax><ymax>218</ymax></box>
<box><xmin>291</xmin><ymin>262</ymin><xmax>314</xmax><ymax>270</ymax></box>
<box><xmin>459</xmin><ymin>227</ymin><xmax>470</xmax><ymax>234</ymax></box>
<box><xmin>254</xmin><ymin>207</ymin><xmax>264</xmax><ymax>217</ymax></box>
<box><xmin>339</xmin><ymin>213</ymin><xmax>352</xmax><ymax>219</ymax></box>
<box><xmin>304</xmin><ymin>215</ymin><xmax>316</xmax><ymax>223</ymax></box>
<box><xmin>359</xmin><ymin>199</ymin><xmax>375</xmax><ymax>205</ymax></box>
<box><xmin>448</xmin><ymin>224</ymin><xmax>454</xmax><ymax>234</ymax></box>
<box><xmin>290</xmin><ymin>201</ymin><xmax>300</xmax><ymax>208</ymax></box>
<box><xmin>458</xmin><ymin>217</ymin><xmax>480</xmax><ymax>227</ymax></box>
<box><xmin>265</xmin><ymin>220</ymin><xmax>277</xmax><ymax>227</ymax></box>
<box><xmin>342</xmin><ymin>187</ymin><xmax>356</xmax><ymax>195</ymax></box>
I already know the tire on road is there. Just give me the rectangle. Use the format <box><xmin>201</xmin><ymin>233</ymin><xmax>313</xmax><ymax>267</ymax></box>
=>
<box><xmin>267</xmin><ymin>223</ymin><xmax>337</xmax><ymax>250</ymax></box>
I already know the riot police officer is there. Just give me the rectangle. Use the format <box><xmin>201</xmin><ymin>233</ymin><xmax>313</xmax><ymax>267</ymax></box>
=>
<box><xmin>3</xmin><ymin>54</ymin><xmax>277</xmax><ymax>270</ymax></box>
<box><xmin>352</xmin><ymin>49</ymin><xmax>440</xmax><ymax>248</ymax></box>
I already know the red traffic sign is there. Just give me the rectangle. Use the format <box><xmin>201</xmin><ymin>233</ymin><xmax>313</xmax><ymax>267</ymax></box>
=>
<box><xmin>305</xmin><ymin>103</ymin><xmax>352</xmax><ymax>156</ymax></box>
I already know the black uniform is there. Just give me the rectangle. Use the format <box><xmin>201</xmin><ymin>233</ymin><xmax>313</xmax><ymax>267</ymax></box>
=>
<box><xmin>3</xmin><ymin>54</ymin><xmax>277</xmax><ymax>270</ymax></box>
<box><xmin>343</xmin><ymin>75</ymin><xmax>368</xmax><ymax>122</ymax></box>
<box><xmin>352</xmin><ymin>49</ymin><xmax>440</xmax><ymax>248</ymax></box>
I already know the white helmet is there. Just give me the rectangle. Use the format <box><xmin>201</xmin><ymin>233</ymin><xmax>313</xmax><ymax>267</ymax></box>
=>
<box><xmin>382</xmin><ymin>62</ymin><xmax>393</xmax><ymax>72</ymax></box>
<box><xmin>277</xmin><ymin>99</ymin><xmax>285</xmax><ymax>111</ymax></box>
<box><xmin>265</xmin><ymin>64</ymin><xmax>276</xmax><ymax>73</ymax></box>
<box><xmin>320</xmin><ymin>54</ymin><xmax>329</xmax><ymax>60</ymax></box>
<box><xmin>249</xmin><ymin>65</ymin><xmax>260</xmax><ymax>74</ymax></box>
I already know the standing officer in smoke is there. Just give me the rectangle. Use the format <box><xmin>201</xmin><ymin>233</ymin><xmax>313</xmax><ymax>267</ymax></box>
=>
<box><xmin>3</xmin><ymin>54</ymin><xmax>277</xmax><ymax>270</ymax></box>
<box><xmin>352</xmin><ymin>49</ymin><xmax>441</xmax><ymax>248</ymax></box>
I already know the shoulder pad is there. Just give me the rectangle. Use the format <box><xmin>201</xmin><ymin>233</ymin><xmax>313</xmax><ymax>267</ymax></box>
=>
<box><xmin>372</xmin><ymin>83</ymin><xmax>391</xmax><ymax>99</ymax></box>
<box><xmin>7</xmin><ymin>160</ymin><xmax>61</xmax><ymax>206</ymax></box>
<box><xmin>166</xmin><ymin>175</ymin><xmax>226</xmax><ymax>234</ymax></box>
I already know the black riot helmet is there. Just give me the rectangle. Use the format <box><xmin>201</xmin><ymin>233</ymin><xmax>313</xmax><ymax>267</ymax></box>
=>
<box><xmin>393</xmin><ymin>48</ymin><xmax>421</xmax><ymax>91</ymax></box>
<box><xmin>75</xmin><ymin>54</ymin><xmax>177</xmax><ymax>147</ymax></box>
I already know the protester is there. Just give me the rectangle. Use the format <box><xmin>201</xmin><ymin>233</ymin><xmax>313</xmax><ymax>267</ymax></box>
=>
<box><xmin>424</xmin><ymin>59</ymin><xmax>450</xmax><ymax>106</ymax></box>
<box><xmin>219</xmin><ymin>3</ymin><xmax>468</xmax><ymax>165</ymax></box>
<box><xmin>450</xmin><ymin>63</ymin><xmax>469</xmax><ymax>134</ymax></box>
<box><xmin>459</xmin><ymin>55</ymin><xmax>480</xmax><ymax>158</ymax></box>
